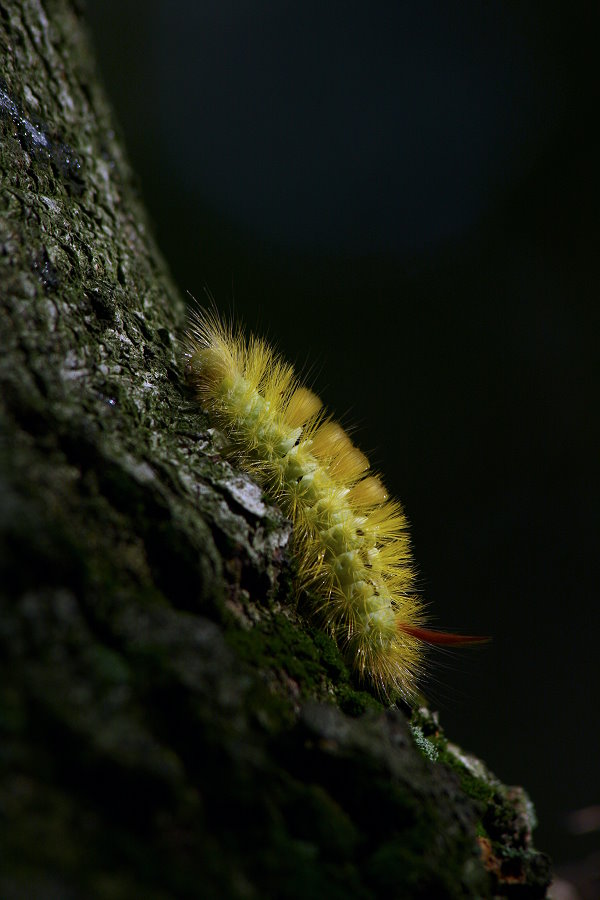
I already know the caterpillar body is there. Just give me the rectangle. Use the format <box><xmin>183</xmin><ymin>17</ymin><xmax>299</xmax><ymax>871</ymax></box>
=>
<box><xmin>184</xmin><ymin>308</ymin><xmax>485</xmax><ymax>701</ymax></box>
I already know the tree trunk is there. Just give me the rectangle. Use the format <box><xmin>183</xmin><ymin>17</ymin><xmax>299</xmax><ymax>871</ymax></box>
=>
<box><xmin>0</xmin><ymin>2</ymin><xmax>551</xmax><ymax>897</ymax></box>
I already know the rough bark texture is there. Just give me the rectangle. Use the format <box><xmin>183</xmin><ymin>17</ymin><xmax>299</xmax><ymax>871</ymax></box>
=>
<box><xmin>0</xmin><ymin>2</ymin><xmax>551</xmax><ymax>898</ymax></box>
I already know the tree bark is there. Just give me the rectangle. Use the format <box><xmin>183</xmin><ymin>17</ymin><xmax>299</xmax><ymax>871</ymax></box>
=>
<box><xmin>0</xmin><ymin>2</ymin><xmax>551</xmax><ymax>897</ymax></box>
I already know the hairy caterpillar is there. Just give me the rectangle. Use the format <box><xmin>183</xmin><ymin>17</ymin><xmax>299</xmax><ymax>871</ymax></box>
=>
<box><xmin>184</xmin><ymin>308</ymin><xmax>485</xmax><ymax>700</ymax></box>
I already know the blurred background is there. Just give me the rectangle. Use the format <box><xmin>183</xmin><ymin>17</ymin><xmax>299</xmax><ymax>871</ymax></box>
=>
<box><xmin>85</xmin><ymin>0</ymin><xmax>598</xmax><ymax>872</ymax></box>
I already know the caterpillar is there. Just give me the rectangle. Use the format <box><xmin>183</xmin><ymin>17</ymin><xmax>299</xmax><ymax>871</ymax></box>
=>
<box><xmin>184</xmin><ymin>308</ymin><xmax>485</xmax><ymax>701</ymax></box>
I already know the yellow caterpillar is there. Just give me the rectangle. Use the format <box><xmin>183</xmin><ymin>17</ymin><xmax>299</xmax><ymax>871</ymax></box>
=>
<box><xmin>184</xmin><ymin>308</ymin><xmax>485</xmax><ymax>701</ymax></box>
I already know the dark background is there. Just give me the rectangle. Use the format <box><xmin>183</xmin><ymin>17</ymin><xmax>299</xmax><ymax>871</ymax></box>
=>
<box><xmin>85</xmin><ymin>0</ymin><xmax>599</xmax><ymax>868</ymax></box>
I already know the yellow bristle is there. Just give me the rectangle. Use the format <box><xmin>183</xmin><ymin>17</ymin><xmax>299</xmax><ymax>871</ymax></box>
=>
<box><xmin>311</xmin><ymin>421</ymin><xmax>352</xmax><ymax>459</ymax></box>
<box><xmin>330</xmin><ymin>445</ymin><xmax>370</xmax><ymax>480</ymax></box>
<box><xmin>283</xmin><ymin>386</ymin><xmax>322</xmax><ymax>427</ymax></box>
<box><xmin>365</xmin><ymin>501</ymin><xmax>409</xmax><ymax>539</ymax></box>
<box><xmin>347</xmin><ymin>476</ymin><xmax>388</xmax><ymax>507</ymax></box>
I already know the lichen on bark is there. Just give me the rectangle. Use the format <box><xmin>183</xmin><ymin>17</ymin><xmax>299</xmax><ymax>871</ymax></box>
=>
<box><xmin>0</xmin><ymin>2</ymin><xmax>551</xmax><ymax>897</ymax></box>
